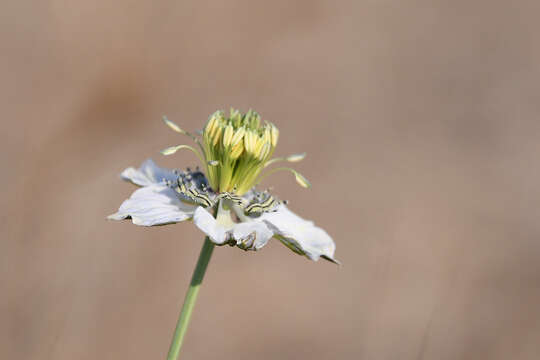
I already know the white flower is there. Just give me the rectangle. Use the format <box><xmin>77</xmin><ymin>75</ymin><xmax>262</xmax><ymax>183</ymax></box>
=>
<box><xmin>109</xmin><ymin>159</ymin><xmax>338</xmax><ymax>263</ymax></box>
<box><xmin>110</xmin><ymin>109</ymin><xmax>338</xmax><ymax>263</ymax></box>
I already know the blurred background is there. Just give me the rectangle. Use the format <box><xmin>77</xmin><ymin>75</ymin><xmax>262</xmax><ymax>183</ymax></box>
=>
<box><xmin>2</xmin><ymin>1</ymin><xmax>540</xmax><ymax>359</ymax></box>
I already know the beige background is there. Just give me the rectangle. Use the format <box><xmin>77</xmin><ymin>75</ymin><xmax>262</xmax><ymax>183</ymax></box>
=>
<box><xmin>3</xmin><ymin>1</ymin><xmax>540</xmax><ymax>359</ymax></box>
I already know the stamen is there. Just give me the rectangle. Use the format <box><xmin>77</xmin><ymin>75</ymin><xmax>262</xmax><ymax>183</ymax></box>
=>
<box><xmin>160</xmin><ymin>144</ymin><xmax>206</xmax><ymax>168</ymax></box>
<box><xmin>162</xmin><ymin>115</ymin><xmax>206</xmax><ymax>154</ymax></box>
<box><xmin>264</xmin><ymin>152</ymin><xmax>306</xmax><ymax>167</ymax></box>
<box><xmin>255</xmin><ymin>167</ymin><xmax>311</xmax><ymax>189</ymax></box>
<box><xmin>162</xmin><ymin>116</ymin><xmax>187</xmax><ymax>134</ymax></box>
<box><xmin>200</xmin><ymin>108</ymin><xmax>280</xmax><ymax>194</ymax></box>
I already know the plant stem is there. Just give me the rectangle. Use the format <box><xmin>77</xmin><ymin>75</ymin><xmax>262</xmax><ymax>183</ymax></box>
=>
<box><xmin>166</xmin><ymin>237</ymin><xmax>215</xmax><ymax>360</ymax></box>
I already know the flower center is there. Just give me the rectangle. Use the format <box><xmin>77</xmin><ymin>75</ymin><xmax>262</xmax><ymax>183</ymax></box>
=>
<box><xmin>167</xmin><ymin>168</ymin><xmax>284</xmax><ymax>216</ymax></box>
<box><xmin>202</xmin><ymin>109</ymin><xmax>278</xmax><ymax>195</ymax></box>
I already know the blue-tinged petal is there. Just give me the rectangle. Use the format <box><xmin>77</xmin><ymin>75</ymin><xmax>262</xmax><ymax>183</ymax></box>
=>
<box><xmin>121</xmin><ymin>159</ymin><xmax>178</xmax><ymax>186</ymax></box>
<box><xmin>108</xmin><ymin>184</ymin><xmax>196</xmax><ymax>226</ymax></box>
<box><xmin>260</xmin><ymin>205</ymin><xmax>338</xmax><ymax>263</ymax></box>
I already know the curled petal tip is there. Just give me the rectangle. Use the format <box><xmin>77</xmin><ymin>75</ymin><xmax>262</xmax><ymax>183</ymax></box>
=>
<box><xmin>321</xmin><ymin>255</ymin><xmax>341</xmax><ymax>265</ymax></box>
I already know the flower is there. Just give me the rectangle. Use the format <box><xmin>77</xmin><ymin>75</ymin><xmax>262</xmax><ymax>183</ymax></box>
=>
<box><xmin>108</xmin><ymin>109</ymin><xmax>338</xmax><ymax>263</ymax></box>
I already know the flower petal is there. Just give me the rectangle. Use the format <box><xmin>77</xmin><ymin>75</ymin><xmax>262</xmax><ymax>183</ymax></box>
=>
<box><xmin>260</xmin><ymin>205</ymin><xmax>338</xmax><ymax>263</ymax></box>
<box><xmin>193</xmin><ymin>207</ymin><xmax>274</xmax><ymax>249</ymax></box>
<box><xmin>120</xmin><ymin>159</ymin><xmax>178</xmax><ymax>186</ymax></box>
<box><xmin>193</xmin><ymin>207</ymin><xmax>229</xmax><ymax>244</ymax></box>
<box><xmin>108</xmin><ymin>184</ymin><xmax>196</xmax><ymax>226</ymax></box>
<box><xmin>232</xmin><ymin>221</ymin><xmax>274</xmax><ymax>250</ymax></box>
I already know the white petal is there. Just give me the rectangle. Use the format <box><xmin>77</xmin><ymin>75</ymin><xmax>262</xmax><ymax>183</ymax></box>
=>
<box><xmin>120</xmin><ymin>159</ymin><xmax>178</xmax><ymax>186</ymax></box>
<box><xmin>193</xmin><ymin>207</ymin><xmax>274</xmax><ymax>249</ymax></box>
<box><xmin>232</xmin><ymin>221</ymin><xmax>274</xmax><ymax>250</ymax></box>
<box><xmin>108</xmin><ymin>184</ymin><xmax>195</xmax><ymax>226</ymax></box>
<box><xmin>193</xmin><ymin>207</ymin><xmax>229</xmax><ymax>244</ymax></box>
<box><xmin>260</xmin><ymin>205</ymin><xmax>338</xmax><ymax>263</ymax></box>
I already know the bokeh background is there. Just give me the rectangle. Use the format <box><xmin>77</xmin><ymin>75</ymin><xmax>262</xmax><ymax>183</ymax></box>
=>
<box><xmin>3</xmin><ymin>1</ymin><xmax>540</xmax><ymax>359</ymax></box>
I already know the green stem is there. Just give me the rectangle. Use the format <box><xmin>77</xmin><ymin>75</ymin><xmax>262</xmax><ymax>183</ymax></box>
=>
<box><xmin>167</xmin><ymin>237</ymin><xmax>215</xmax><ymax>359</ymax></box>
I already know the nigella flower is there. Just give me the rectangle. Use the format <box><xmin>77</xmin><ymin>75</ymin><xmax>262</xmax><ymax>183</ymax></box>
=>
<box><xmin>109</xmin><ymin>109</ymin><xmax>338</xmax><ymax>263</ymax></box>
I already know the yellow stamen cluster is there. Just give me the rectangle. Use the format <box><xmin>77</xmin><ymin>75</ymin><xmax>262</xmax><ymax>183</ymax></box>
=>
<box><xmin>202</xmin><ymin>109</ymin><xmax>279</xmax><ymax>195</ymax></box>
<box><xmin>161</xmin><ymin>109</ymin><xmax>310</xmax><ymax>197</ymax></box>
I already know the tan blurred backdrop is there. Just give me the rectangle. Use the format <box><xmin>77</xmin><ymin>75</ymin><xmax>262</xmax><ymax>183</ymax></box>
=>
<box><xmin>2</xmin><ymin>1</ymin><xmax>540</xmax><ymax>359</ymax></box>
